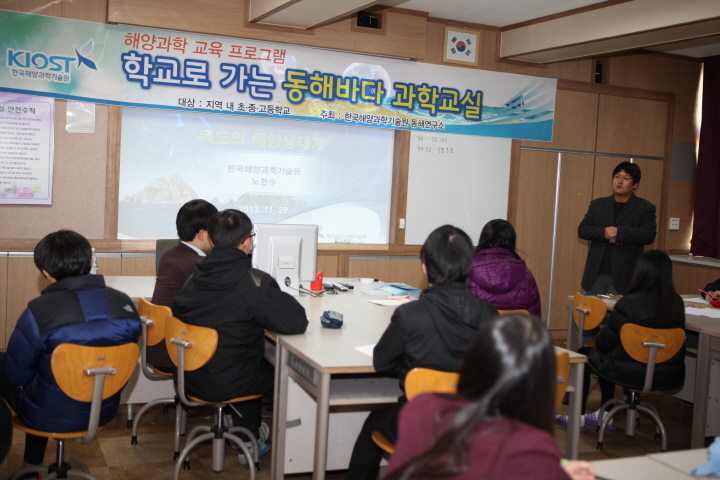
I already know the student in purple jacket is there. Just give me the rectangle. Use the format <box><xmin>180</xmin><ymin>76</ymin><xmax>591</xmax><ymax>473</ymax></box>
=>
<box><xmin>466</xmin><ymin>219</ymin><xmax>541</xmax><ymax>317</ymax></box>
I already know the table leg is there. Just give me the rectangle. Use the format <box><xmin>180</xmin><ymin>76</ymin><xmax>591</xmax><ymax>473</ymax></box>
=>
<box><xmin>312</xmin><ymin>372</ymin><xmax>331</xmax><ymax>480</ymax></box>
<box><xmin>691</xmin><ymin>333</ymin><xmax>710</xmax><ymax>448</ymax></box>
<box><xmin>566</xmin><ymin>362</ymin><xmax>583</xmax><ymax>459</ymax></box>
<box><xmin>271</xmin><ymin>343</ymin><xmax>290</xmax><ymax>480</ymax></box>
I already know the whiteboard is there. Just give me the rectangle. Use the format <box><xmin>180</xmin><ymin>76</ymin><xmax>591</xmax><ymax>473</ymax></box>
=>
<box><xmin>405</xmin><ymin>133</ymin><xmax>511</xmax><ymax>245</ymax></box>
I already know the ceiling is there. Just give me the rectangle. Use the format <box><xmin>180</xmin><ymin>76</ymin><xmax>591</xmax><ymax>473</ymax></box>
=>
<box><xmin>248</xmin><ymin>0</ymin><xmax>720</xmax><ymax>62</ymax></box>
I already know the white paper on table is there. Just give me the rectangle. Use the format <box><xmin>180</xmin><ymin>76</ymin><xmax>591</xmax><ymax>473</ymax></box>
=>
<box><xmin>368</xmin><ymin>297</ymin><xmax>414</xmax><ymax>306</ymax></box>
<box><xmin>355</xmin><ymin>344</ymin><xmax>375</xmax><ymax>357</ymax></box>
<box><xmin>686</xmin><ymin>296</ymin><xmax>707</xmax><ymax>303</ymax></box>
<box><xmin>687</xmin><ymin>307</ymin><xmax>720</xmax><ymax>318</ymax></box>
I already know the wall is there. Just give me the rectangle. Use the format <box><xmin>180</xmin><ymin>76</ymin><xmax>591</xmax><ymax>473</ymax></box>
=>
<box><xmin>0</xmin><ymin>0</ymin><xmax>703</xmax><ymax>340</ymax></box>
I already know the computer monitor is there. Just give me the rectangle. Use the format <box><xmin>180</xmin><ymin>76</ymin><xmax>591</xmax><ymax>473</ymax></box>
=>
<box><xmin>251</xmin><ymin>224</ymin><xmax>319</xmax><ymax>296</ymax></box>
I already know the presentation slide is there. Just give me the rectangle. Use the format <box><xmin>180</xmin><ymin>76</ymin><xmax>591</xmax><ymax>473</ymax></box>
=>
<box><xmin>118</xmin><ymin>108</ymin><xmax>394</xmax><ymax>243</ymax></box>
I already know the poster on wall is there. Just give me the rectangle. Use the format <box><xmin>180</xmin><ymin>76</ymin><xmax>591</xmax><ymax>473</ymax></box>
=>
<box><xmin>0</xmin><ymin>92</ymin><xmax>54</xmax><ymax>205</ymax></box>
<box><xmin>0</xmin><ymin>10</ymin><xmax>557</xmax><ymax>141</ymax></box>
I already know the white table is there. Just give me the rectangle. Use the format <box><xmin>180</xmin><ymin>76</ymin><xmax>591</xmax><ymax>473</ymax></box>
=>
<box><xmin>271</xmin><ymin>279</ymin><xmax>586</xmax><ymax>480</ymax></box>
<box><xmin>592</xmin><ymin>448</ymin><xmax>708</xmax><ymax>479</ymax></box>
<box><xmin>104</xmin><ymin>276</ymin><xmax>586</xmax><ymax>479</ymax></box>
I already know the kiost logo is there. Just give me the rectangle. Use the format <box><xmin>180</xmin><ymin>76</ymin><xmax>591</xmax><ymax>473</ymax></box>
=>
<box><xmin>6</xmin><ymin>39</ymin><xmax>97</xmax><ymax>82</ymax></box>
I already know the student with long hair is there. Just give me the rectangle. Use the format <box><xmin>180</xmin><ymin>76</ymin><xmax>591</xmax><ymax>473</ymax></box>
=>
<box><xmin>386</xmin><ymin>314</ymin><xmax>594</xmax><ymax>480</ymax></box>
<box><xmin>466</xmin><ymin>219</ymin><xmax>541</xmax><ymax>317</ymax></box>
<box><xmin>557</xmin><ymin>249</ymin><xmax>685</xmax><ymax>430</ymax></box>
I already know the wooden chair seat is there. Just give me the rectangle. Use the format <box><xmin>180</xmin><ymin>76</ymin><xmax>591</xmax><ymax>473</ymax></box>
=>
<box><xmin>372</xmin><ymin>431</ymin><xmax>395</xmax><ymax>454</ymax></box>
<box><xmin>12</xmin><ymin>416</ymin><xmax>106</xmax><ymax>439</ymax></box>
<box><xmin>131</xmin><ymin>298</ymin><xmax>184</xmax><ymax>460</ymax></box>
<box><xmin>187</xmin><ymin>394</ymin><xmax>263</xmax><ymax>404</ymax></box>
<box><xmin>372</xmin><ymin>368</ymin><xmax>459</xmax><ymax>456</ymax></box>
<box><xmin>9</xmin><ymin>343</ymin><xmax>138</xmax><ymax>480</ymax></box>
<box><xmin>498</xmin><ymin>309</ymin><xmax>530</xmax><ymax>316</ymax></box>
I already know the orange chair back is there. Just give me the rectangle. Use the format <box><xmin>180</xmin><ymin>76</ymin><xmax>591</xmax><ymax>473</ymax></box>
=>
<box><xmin>572</xmin><ymin>292</ymin><xmax>607</xmax><ymax>330</ymax></box>
<box><xmin>138</xmin><ymin>297</ymin><xmax>172</xmax><ymax>347</ymax></box>
<box><xmin>52</xmin><ymin>343</ymin><xmax>139</xmax><ymax>402</ymax></box>
<box><xmin>405</xmin><ymin>368</ymin><xmax>459</xmax><ymax>400</ymax></box>
<box><xmin>165</xmin><ymin>315</ymin><xmax>218</xmax><ymax>371</ymax></box>
<box><xmin>620</xmin><ymin>324</ymin><xmax>685</xmax><ymax>364</ymax></box>
<box><xmin>555</xmin><ymin>352</ymin><xmax>570</xmax><ymax>406</ymax></box>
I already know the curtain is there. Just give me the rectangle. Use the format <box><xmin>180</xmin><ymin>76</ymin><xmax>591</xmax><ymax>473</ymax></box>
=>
<box><xmin>691</xmin><ymin>55</ymin><xmax>720</xmax><ymax>258</ymax></box>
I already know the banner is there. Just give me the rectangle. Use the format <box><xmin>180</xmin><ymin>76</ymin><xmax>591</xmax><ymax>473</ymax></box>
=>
<box><xmin>0</xmin><ymin>10</ymin><xmax>557</xmax><ymax>141</ymax></box>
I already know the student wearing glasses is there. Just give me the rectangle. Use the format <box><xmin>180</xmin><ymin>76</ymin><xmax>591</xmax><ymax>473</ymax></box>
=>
<box><xmin>578</xmin><ymin>162</ymin><xmax>656</xmax><ymax>296</ymax></box>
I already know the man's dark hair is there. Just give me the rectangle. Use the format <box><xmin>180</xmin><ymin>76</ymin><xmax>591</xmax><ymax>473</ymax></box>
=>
<box><xmin>176</xmin><ymin>199</ymin><xmax>218</xmax><ymax>242</ymax></box>
<box><xmin>207</xmin><ymin>209</ymin><xmax>253</xmax><ymax>248</ymax></box>
<box><xmin>612</xmin><ymin>162</ymin><xmax>641</xmax><ymax>184</ymax></box>
<box><xmin>420</xmin><ymin>225</ymin><xmax>474</xmax><ymax>285</ymax></box>
<box><xmin>34</xmin><ymin>230</ymin><xmax>92</xmax><ymax>281</ymax></box>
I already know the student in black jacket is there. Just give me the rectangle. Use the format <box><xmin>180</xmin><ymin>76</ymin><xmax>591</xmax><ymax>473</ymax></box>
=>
<box><xmin>345</xmin><ymin>225</ymin><xmax>498</xmax><ymax>480</ymax></box>
<box><xmin>172</xmin><ymin>209</ymin><xmax>308</xmax><ymax>464</ymax></box>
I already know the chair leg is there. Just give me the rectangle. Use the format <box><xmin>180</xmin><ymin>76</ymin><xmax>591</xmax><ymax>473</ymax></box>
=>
<box><xmin>69</xmin><ymin>460</ymin><xmax>90</xmax><ymax>473</ymax></box>
<box><xmin>597</xmin><ymin>404</ymin><xmax>627</xmax><ymax>450</ymax></box>
<box><xmin>65</xmin><ymin>470</ymin><xmax>99</xmax><ymax>480</ymax></box>
<box><xmin>227</xmin><ymin>433</ymin><xmax>256</xmax><ymax>480</ymax></box>
<box><xmin>637</xmin><ymin>405</ymin><xmax>668</xmax><ymax>451</ymax></box>
<box><xmin>126</xmin><ymin>403</ymin><xmax>134</xmax><ymax>428</ymax></box>
<box><xmin>174</xmin><ymin>400</ymin><xmax>185</xmax><ymax>460</ymax></box>
<box><xmin>228</xmin><ymin>427</ymin><xmax>261</xmax><ymax>470</ymax></box>
<box><xmin>131</xmin><ymin>398</ymin><xmax>175</xmax><ymax>444</ymax></box>
<box><xmin>9</xmin><ymin>465</ymin><xmax>48</xmax><ymax>480</ymax></box>
<box><xmin>174</xmin><ymin>432</ymin><xmax>214</xmax><ymax>479</ymax></box>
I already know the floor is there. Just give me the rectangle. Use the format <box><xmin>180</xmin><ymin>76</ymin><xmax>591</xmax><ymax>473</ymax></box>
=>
<box><xmin>0</xmin><ymin>375</ymin><xmax>696</xmax><ymax>479</ymax></box>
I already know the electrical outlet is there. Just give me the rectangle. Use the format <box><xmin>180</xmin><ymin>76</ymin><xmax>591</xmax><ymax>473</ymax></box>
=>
<box><xmin>669</xmin><ymin>218</ymin><xmax>680</xmax><ymax>230</ymax></box>
<box><xmin>399</xmin><ymin>218</ymin><xmax>405</xmax><ymax>229</ymax></box>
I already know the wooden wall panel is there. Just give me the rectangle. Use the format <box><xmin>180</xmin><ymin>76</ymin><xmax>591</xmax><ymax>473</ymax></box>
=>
<box><xmin>389</xmin><ymin>258</ymin><xmax>425</xmax><ymax>290</ymax></box>
<box><xmin>99</xmin><ymin>257</ymin><xmax>123</xmax><ymax>276</ymax></box>
<box><xmin>317</xmin><ymin>255</ymin><xmax>338</xmax><ymax>278</ymax></box>
<box><xmin>512</xmin><ymin>150</ymin><xmax>558</xmax><ymax>321</ymax></box>
<box><xmin>348</xmin><ymin>259</ymin><xmax>391</xmax><ymax>283</ymax></box>
<box><xmin>6</xmin><ymin>257</ymin><xmax>49</xmax><ymax>347</ymax></box>
<box><xmin>347</xmin><ymin>257</ymin><xmax>423</xmax><ymax>287</ymax></box>
<box><xmin>665</xmin><ymin>181</ymin><xmax>694</xmax><ymax>250</ymax></box>
<box><xmin>673</xmin><ymin>263</ymin><xmax>720</xmax><ymax>296</ymax></box>
<box><xmin>121</xmin><ymin>257</ymin><xmax>156</xmax><ymax>276</ymax></box>
<box><xmin>547</xmin><ymin>153</ymin><xmax>595</xmax><ymax>330</ymax></box>
<box><xmin>522</xmin><ymin>89</ymin><xmax>598</xmax><ymax>151</ymax></box>
<box><xmin>0</xmin><ymin>256</ymin><xmax>7</xmax><ymax>348</ymax></box>
<box><xmin>596</xmin><ymin>95</ymin><xmax>667</xmax><ymax>158</ymax></box>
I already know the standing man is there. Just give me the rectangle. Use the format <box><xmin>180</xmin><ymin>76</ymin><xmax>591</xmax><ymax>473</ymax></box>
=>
<box><xmin>148</xmin><ymin>199</ymin><xmax>218</xmax><ymax>370</ymax></box>
<box><xmin>579</xmin><ymin>162</ymin><xmax>656</xmax><ymax>295</ymax></box>
<box><xmin>345</xmin><ymin>225</ymin><xmax>498</xmax><ymax>480</ymax></box>
<box><xmin>172</xmin><ymin>209</ymin><xmax>308</xmax><ymax>464</ymax></box>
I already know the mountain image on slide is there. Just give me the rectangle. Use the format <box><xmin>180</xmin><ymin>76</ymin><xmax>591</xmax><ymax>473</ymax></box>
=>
<box><xmin>123</xmin><ymin>173</ymin><xmax>198</xmax><ymax>203</ymax></box>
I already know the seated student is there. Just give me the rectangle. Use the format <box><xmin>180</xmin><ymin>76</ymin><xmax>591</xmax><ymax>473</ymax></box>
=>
<box><xmin>557</xmin><ymin>250</ymin><xmax>685</xmax><ymax>430</ymax></box>
<box><xmin>0</xmin><ymin>230</ymin><xmax>141</xmax><ymax>470</ymax></box>
<box><xmin>386</xmin><ymin>314</ymin><xmax>595</xmax><ymax>480</ymax></box>
<box><xmin>466</xmin><ymin>219</ymin><xmax>541</xmax><ymax>317</ymax></box>
<box><xmin>345</xmin><ymin>225</ymin><xmax>498</xmax><ymax>480</ymax></box>
<box><xmin>148</xmin><ymin>199</ymin><xmax>217</xmax><ymax>370</ymax></box>
<box><xmin>701</xmin><ymin>278</ymin><xmax>720</xmax><ymax>301</ymax></box>
<box><xmin>172</xmin><ymin>209</ymin><xmax>308</xmax><ymax>464</ymax></box>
